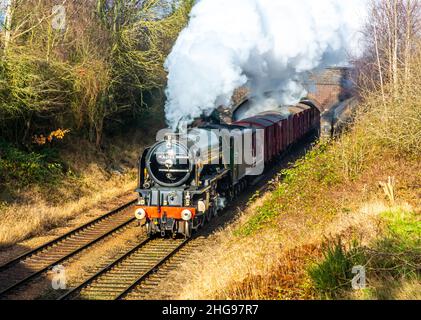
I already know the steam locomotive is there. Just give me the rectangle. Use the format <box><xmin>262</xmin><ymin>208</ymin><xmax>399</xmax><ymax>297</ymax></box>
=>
<box><xmin>134</xmin><ymin>99</ymin><xmax>320</xmax><ymax>238</ymax></box>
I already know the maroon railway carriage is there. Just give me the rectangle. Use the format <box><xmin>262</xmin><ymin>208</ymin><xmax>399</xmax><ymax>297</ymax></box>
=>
<box><xmin>233</xmin><ymin>117</ymin><xmax>275</xmax><ymax>163</ymax></box>
<box><xmin>233</xmin><ymin>100</ymin><xmax>320</xmax><ymax>164</ymax></box>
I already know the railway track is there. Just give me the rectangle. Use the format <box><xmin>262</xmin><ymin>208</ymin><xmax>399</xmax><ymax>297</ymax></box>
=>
<box><xmin>0</xmin><ymin>200</ymin><xmax>137</xmax><ymax>299</ymax></box>
<box><xmin>59</xmin><ymin>238</ymin><xmax>188</xmax><ymax>300</ymax></box>
<box><xmin>122</xmin><ymin>239</ymin><xmax>204</xmax><ymax>300</ymax></box>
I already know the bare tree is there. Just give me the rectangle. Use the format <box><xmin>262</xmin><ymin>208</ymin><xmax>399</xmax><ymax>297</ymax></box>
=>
<box><xmin>358</xmin><ymin>0</ymin><xmax>421</xmax><ymax>94</ymax></box>
<box><xmin>3</xmin><ymin>0</ymin><xmax>13</xmax><ymax>52</ymax></box>
<box><xmin>0</xmin><ymin>0</ymin><xmax>193</xmax><ymax>145</ymax></box>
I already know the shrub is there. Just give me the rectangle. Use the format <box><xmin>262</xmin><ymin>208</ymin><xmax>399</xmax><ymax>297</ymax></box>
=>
<box><xmin>308</xmin><ymin>240</ymin><xmax>364</xmax><ymax>299</ymax></box>
<box><xmin>0</xmin><ymin>140</ymin><xmax>64</xmax><ymax>188</ymax></box>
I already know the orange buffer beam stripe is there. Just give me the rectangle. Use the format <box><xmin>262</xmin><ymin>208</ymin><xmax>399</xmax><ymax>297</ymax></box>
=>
<box><xmin>135</xmin><ymin>206</ymin><xmax>197</xmax><ymax>220</ymax></box>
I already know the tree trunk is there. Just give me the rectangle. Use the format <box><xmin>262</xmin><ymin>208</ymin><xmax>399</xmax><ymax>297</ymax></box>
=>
<box><xmin>373</xmin><ymin>22</ymin><xmax>386</xmax><ymax>104</ymax></box>
<box><xmin>404</xmin><ymin>0</ymin><xmax>412</xmax><ymax>83</ymax></box>
<box><xmin>95</xmin><ymin>119</ymin><xmax>104</xmax><ymax>148</ymax></box>
<box><xmin>392</xmin><ymin>0</ymin><xmax>399</xmax><ymax>95</ymax></box>
<box><xmin>4</xmin><ymin>0</ymin><xmax>13</xmax><ymax>52</ymax></box>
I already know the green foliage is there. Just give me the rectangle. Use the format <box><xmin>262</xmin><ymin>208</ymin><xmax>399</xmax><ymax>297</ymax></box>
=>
<box><xmin>283</xmin><ymin>144</ymin><xmax>341</xmax><ymax>186</ymax></box>
<box><xmin>308</xmin><ymin>240</ymin><xmax>364</xmax><ymax>299</ymax></box>
<box><xmin>370</xmin><ymin>210</ymin><xmax>421</xmax><ymax>277</ymax></box>
<box><xmin>236</xmin><ymin>69</ymin><xmax>421</xmax><ymax>236</ymax></box>
<box><xmin>237</xmin><ymin>144</ymin><xmax>342</xmax><ymax>236</ymax></box>
<box><xmin>96</xmin><ymin>0</ymin><xmax>193</xmax><ymax>116</ymax></box>
<box><xmin>382</xmin><ymin>210</ymin><xmax>420</xmax><ymax>249</ymax></box>
<box><xmin>0</xmin><ymin>140</ymin><xmax>64</xmax><ymax>188</ymax></box>
<box><xmin>237</xmin><ymin>197</ymin><xmax>283</xmax><ymax>236</ymax></box>
<box><xmin>309</xmin><ymin>209</ymin><xmax>421</xmax><ymax>299</ymax></box>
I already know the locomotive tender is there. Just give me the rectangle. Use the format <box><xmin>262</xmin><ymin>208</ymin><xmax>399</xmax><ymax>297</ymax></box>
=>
<box><xmin>134</xmin><ymin>99</ymin><xmax>321</xmax><ymax>238</ymax></box>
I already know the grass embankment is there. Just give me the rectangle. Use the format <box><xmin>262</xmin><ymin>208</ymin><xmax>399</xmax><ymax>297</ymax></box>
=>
<box><xmin>169</xmin><ymin>58</ymin><xmax>420</xmax><ymax>300</ymax></box>
<box><xmin>0</xmin><ymin>113</ymin><xmax>163</xmax><ymax>248</ymax></box>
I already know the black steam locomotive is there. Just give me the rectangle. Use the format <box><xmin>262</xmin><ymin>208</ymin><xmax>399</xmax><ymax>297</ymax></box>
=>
<box><xmin>134</xmin><ymin>99</ymin><xmax>320</xmax><ymax>238</ymax></box>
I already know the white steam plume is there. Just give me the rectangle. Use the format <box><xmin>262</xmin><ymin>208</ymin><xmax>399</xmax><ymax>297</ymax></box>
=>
<box><xmin>164</xmin><ymin>0</ymin><xmax>368</xmax><ymax>128</ymax></box>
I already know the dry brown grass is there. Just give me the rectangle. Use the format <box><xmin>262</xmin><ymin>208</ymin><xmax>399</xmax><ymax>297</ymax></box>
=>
<box><xmin>159</xmin><ymin>189</ymin><xmax>394</xmax><ymax>300</ymax></box>
<box><xmin>156</xmin><ymin>144</ymin><xmax>420</xmax><ymax>300</ymax></box>
<box><xmin>0</xmin><ymin>127</ymin><xmax>158</xmax><ymax>248</ymax></box>
<box><xmin>166</xmin><ymin>187</ymin><xmax>417</xmax><ymax>300</ymax></box>
<box><xmin>347</xmin><ymin>278</ymin><xmax>421</xmax><ymax>300</ymax></box>
<box><xmin>0</xmin><ymin>167</ymin><xmax>136</xmax><ymax>247</ymax></box>
<box><xmin>141</xmin><ymin>95</ymin><xmax>421</xmax><ymax>300</ymax></box>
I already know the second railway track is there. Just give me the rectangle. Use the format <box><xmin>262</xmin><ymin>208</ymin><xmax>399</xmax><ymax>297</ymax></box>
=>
<box><xmin>0</xmin><ymin>200</ymin><xmax>137</xmax><ymax>299</ymax></box>
<box><xmin>59</xmin><ymin>237</ymin><xmax>188</xmax><ymax>300</ymax></box>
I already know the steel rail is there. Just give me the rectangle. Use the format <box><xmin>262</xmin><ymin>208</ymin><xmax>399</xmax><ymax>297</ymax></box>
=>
<box><xmin>58</xmin><ymin>238</ymin><xmax>189</xmax><ymax>300</ymax></box>
<box><xmin>57</xmin><ymin>237</ymin><xmax>151</xmax><ymax>300</ymax></box>
<box><xmin>115</xmin><ymin>239</ymin><xmax>189</xmax><ymax>300</ymax></box>
<box><xmin>0</xmin><ymin>200</ymin><xmax>136</xmax><ymax>272</ymax></box>
<box><xmin>0</xmin><ymin>200</ymin><xmax>137</xmax><ymax>298</ymax></box>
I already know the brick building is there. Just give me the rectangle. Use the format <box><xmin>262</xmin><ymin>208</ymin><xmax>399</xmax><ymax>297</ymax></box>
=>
<box><xmin>306</xmin><ymin>67</ymin><xmax>354</xmax><ymax>112</ymax></box>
